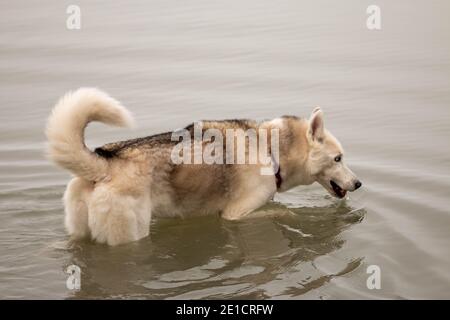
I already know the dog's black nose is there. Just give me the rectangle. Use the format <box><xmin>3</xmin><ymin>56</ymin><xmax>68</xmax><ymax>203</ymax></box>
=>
<box><xmin>354</xmin><ymin>180</ymin><xmax>362</xmax><ymax>190</ymax></box>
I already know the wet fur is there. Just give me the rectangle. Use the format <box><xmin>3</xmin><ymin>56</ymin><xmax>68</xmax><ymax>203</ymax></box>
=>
<box><xmin>47</xmin><ymin>88</ymin><xmax>360</xmax><ymax>245</ymax></box>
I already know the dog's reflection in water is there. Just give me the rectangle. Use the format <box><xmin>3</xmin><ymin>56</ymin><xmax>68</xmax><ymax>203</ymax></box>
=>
<box><xmin>66</xmin><ymin>201</ymin><xmax>365</xmax><ymax>299</ymax></box>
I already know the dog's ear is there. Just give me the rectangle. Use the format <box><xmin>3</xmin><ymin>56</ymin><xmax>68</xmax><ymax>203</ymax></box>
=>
<box><xmin>308</xmin><ymin>107</ymin><xmax>324</xmax><ymax>142</ymax></box>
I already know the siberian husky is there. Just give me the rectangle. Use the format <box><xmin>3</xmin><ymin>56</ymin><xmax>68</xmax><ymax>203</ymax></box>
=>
<box><xmin>46</xmin><ymin>88</ymin><xmax>362</xmax><ymax>245</ymax></box>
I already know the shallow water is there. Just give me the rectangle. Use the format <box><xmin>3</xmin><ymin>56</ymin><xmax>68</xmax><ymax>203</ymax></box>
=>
<box><xmin>1</xmin><ymin>0</ymin><xmax>450</xmax><ymax>299</ymax></box>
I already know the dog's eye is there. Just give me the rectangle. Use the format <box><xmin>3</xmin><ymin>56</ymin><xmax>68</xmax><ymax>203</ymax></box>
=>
<box><xmin>334</xmin><ymin>155</ymin><xmax>341</xmax><ymax>162</ymax></box>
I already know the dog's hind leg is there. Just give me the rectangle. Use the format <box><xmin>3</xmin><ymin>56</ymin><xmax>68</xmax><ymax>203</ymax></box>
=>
<box><xmin>88</xmin><ymin>186</ymin><xmax>151</xmax><ymax>246</ymax></box>
<box><xmin>64</xmin><ymin>177</ymin><xmax>93</xmax><ymax>240</ymax></box>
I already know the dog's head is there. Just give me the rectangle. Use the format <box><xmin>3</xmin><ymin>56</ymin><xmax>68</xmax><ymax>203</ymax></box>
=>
<box><xmin>306</xmin><ymin>107</ymin><xmax>362</xmax><ymax>198</ymax></box>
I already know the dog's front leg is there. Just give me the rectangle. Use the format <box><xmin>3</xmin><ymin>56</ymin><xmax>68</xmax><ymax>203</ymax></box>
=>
<box><xmin>221</xmin><ymin>207</ymin><xmax>256</xmax><ymax>221</ymax></box>
<box><xmin>221</xmin><ymin>169</ymin><xmax>277</xmax><ymax>220</ymax></box>
<box><xmin>221</xmin><ymin>183</ymin><xmax>276</xmax><ymax>220</ymax></box>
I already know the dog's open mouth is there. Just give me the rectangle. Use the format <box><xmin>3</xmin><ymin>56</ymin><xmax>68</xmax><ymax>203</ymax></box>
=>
<box><xmin>330</xmin><ymin>180</ymin><xmax>347</xmax><ymax>198</ymax></box>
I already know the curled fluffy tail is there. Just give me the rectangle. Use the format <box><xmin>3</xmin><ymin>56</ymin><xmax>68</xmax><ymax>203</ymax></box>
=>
<box><xmin>46</xmin><ymin>88</ymin><xmax>134</xmax><ymax>181</ymax></box>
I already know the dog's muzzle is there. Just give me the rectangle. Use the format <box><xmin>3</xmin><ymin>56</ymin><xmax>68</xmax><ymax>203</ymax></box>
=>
<box><xmin>330</xmin><ymin>180</ymin><xmax>362</xmax><ymax>198</ymax></box>
<box><xmin>330</xmin><ymin>180</ymin><xmax>347</xmax><ymax>198</ymax></box>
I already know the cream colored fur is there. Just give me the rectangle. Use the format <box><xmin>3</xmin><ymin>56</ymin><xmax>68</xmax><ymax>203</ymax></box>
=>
<box><xmin>46</xmin><ymin>88</ymin><xmax>134</xmax><ymax>182</ymax></box>
<box><xmin>46</xmin><ymin>88</ymin><xmax>360</xmax><ymax>246</ymax></box>
<box><xmin>46</xmin><ymin>88</ymin><xmax>150</xmax><ymax>245</ymax></box>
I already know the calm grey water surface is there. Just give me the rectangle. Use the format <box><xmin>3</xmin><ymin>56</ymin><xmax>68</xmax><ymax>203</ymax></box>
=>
<box><xmin>1</xmin><ymin>0</ymin><xmax>449</xmax><ymax>299</ymax></box>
